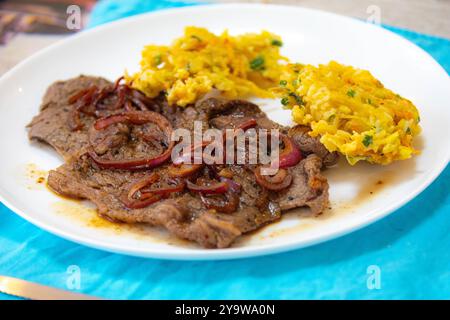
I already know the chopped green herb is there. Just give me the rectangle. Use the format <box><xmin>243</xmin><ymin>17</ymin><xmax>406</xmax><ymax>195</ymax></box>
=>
<box><xmin>289</xmin><ymin>92</ymin><xmax>303</xmax><ymax>106</ymax></box>
<box><xmin>362</xmin><ymin>135</ymin><xmax>373</xmax><ymax>147</ymax></box>
<box><xmin>292</xmin><ymin>79</ymin><xmax>299</xmax><ymax>87</ymax></box>
<box><xmin>185</xmin><ymin>63</ymin><xmax>191</xmax><ymax>72</ymax></box>
<box><xmin>191</xmin><ymin>35</ymin><xmax>202</xmax><ymax>41</ymax></box>
<box><xmin>271</xmin><ymin>39</ymin><xmax>283</xmax><ymax>47</ymax></box>
<box><xmin>154</xmin><ymin>54</ymin><xmax>162</xmax><ymax>66</ymax></box>
<box><xmin>347</xmin><ymin>89</ymin><xmax>356</xmax><ymax>98</ymax></box>
<box><xmin>367</xmin><ymin>98</ymin><xmax>372</xmax><ymax>105</ymax></box>
<box><xmin>279</xmin><ymin>80</ymin><xmax>287</xmax><ymax>86</ymax></box>
<box><xmin>417</xmin><ymin>116</ymin><xmax>421</xmax><ymax>123</ymax></box>
<box><xmin>250</xmin><ymin>56</ymin><xmax>265</xmax><ymax>71</ymax></box>
<box><xmin>281</xmin><ymin>97</ymin><xmax>289</xmax><ymax>106</ymax></box>
<box><xmin>328</xmin><ymin>114</ymin><xmax>336</xmax><ymax>122</ymax></box>
<box><xmin>406</xmin><ymin>127</ymin><xmax>411</xmax><ymax>134</ymax></box>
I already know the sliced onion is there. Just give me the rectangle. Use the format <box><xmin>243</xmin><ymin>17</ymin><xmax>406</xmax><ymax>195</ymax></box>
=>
<box><xmin>276</xmin><ymin>135</ymin><xmax>303</xmax><ymax>168</ymax></box>
<box><xmin>141</xmin><ymin>179</ymin><xmax>186</xmax><ymax>197</ymax></box>
<box><xmin>129</xmin><ymin>89</ymin><xmax>157</xmax><ymax>110</ymax></box>
<box><xmin>200</xmin><ymin>192</ymin><xmax>239</xmax><ymax>214</ymax></box>
<box><xmin>171</xmin><ymin>140</ymin><xmax>210</xmax><ymax>165</ymax></box>
<box><xmin>254</xmin><ymin>166</ymin><xmax>293</xmax><ymax>191</ymax></box>
<box><xmin>172</xmin><ymin>153</ymin><xmax>192</xmax><ymax>166</ymax></box>
<box><xmin>68</xmin><ymin>77</ymin><xmax>157</xmax><ymax>130</ymax></box>
<box><xmin>122</xmin><ymin>194</ymin><xmax>162</xmax><ymax>209</ymax></box>
<box><xmin>68</xmin><ymin>85</ymin><xmax>99</xmax><ymax>131</ymax></box>
<box><xmin>89</xmin><ymin>111</ymin><xmax>174</xmax><ymax>171</ymax></box>
<box><xmin>186</xmin><ymin>180</ymin><xmax>229</xmax><ymax>194</ymax></box>
<box><xmin>168</xmin><ymin>164</ymin><xmax>203</xmax><ymax>178</ymax></box>
<box><xmin>190</xmin><ymin>176</ymin><xmax>241</xmax><ymax>213</ymax></box>
<box><xmin>123</xmin><ymin>174</ymin><xmax>184</xmax><ymax>209</ymax></box>
<box><xmin>127</xmin><ymin>173</ymin><xmax>159</xmax><ymax>199</ymax></box>
<box><xmin>93</xmin><ymin>111</ymin><xmax>170</xmax><ymax>130</ymax></box>
<box><xmin>218</xmin><ymin>168</ymin><xmax>233</xmax><ymax>179</ymax></box>
<box><xmin>122</xmin><ymin>173</ymin><xmax>161</xmax><ymax>209</ymax></box>
<box><xmin>197</xmin><ymin>177</ymin><xmax>241</xmax><ymax>213</ymax></box>
<box><xmin>220</xmin><ymin>177</ymin><xmax>241</xmax><ymax>193</ymax></box>
<box><xmin>223</xmin><ymin>118</ymin><xmax>258</xmax><ymax>141</ymax></box>
<box><xmin>261</xmin><ymin>168</ymin><xmax>288</xmax><ymax>184</ymax></box>
<box><xmin>68</xmin><ymin>88</ymin><xmax>89</xmax><ymax>104</ymax></box>
<box><xmin>111</xmin><ymin>85</ymin><xmax>127</xmax><ymax>110</ymax></box>
<box><xmin>113</xmin><ymin>76</ymin><xmax>125</xmax><ymax>90</ymax></box>
<box><xmin>124</xmin><ymin>99</ymin><xmax>133</xmax><ymax>112</ymax></box>
<box><xmin>236</xmin><ymin>118</ymin><xmax>257</xmax><ymax>131</ymax></box>
<box><xmin>92</xmin><ymin>87</ymin><xmax>114</xmax><ymax>109</ymax></box>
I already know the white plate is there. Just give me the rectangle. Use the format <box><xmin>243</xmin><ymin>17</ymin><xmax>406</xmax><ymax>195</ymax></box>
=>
<box><xmin>0</xmin><ymin>4</ymin><xmax>449</xmax><ymax>260</ymax></box>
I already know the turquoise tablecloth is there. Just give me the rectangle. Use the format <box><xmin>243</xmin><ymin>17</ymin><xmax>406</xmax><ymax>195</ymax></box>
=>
<box><xmin>1</xmin><ymin>1</ymin><xmax>449</xmax><ymax>300</ymax></box>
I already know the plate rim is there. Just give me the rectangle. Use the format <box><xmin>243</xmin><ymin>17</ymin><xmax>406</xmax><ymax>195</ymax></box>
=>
<box><xmin>0</xmin><ymin>3</ymin><xmax>449</xmax><ymax>260</ymax></box>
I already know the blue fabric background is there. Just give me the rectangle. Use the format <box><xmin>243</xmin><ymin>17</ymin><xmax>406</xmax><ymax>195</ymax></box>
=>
<box><xmin>1</xmin><ymin>1</ymin><xmax>449</xmax><ymax>300</ymax></box>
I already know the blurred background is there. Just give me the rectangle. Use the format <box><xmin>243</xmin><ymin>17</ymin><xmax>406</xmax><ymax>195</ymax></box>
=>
<box><xmin>0</xmin><ymin>0</ymin><xmax>449</xmax><ymax>75</ymax></box>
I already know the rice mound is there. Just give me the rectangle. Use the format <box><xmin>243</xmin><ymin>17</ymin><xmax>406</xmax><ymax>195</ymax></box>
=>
<box><xmin>127</xmin><ymin>26</ymin><xmax>287</xmax><ymax>107</ymax></box>
<box><xmin>276</xmin><ymin>61</ymin><xmax>421</xmax><ymax>165</ymax></box>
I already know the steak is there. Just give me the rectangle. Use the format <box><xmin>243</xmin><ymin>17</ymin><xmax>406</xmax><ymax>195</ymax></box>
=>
<box><xmin>28</xmin><ymin>76</ymin><xmax>111</xmax><ymax>160</ymax></box>
<box><xmin>30</xmin><ymin>76</ymin><xmax>332</xmax><ymax>248</ymax></box>
<box><xmin>288</xmin><ymin>125</ymin><xmax>339</xmax><ymax>167</ymax></box>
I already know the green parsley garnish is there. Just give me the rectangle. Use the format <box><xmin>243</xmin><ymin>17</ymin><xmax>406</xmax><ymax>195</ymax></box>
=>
<box><xmin>250</xmin><ymin>56</ymin><xmax>265</xmax><ymax>71</ymax></box>
<box><xmin>279</xmin><ymin>80</ymin><xmax>287</xmax><ymax>86</ymax></box>
<box><xmin>362</xmin><ymin>135</ymin><xmax>373</xmax><ymax>147</ymax></box>
<box><xmin>191</xmin><ymin>35</ymin><xmax>202</xmax><ymax>41</ymax></box>
<box><xmin>289</xmin><ymin>92</ymin><xmax>303</xmax><ymax>106</ymax></box>
<box><xmin>281</xmin><ymin>97</ymin><xmax>289</xmax><ymax>106</ymax></box>
<box><xmin>154</xmin><ymin>54</ymin><xmax>162</xmax><ymax>66</ymax></box>
<box><xmin>406</xmin><ymin>127</ymin><xmax>411</xmax><ymax>134</ymax></box>
<box><xmin>292</xmin><ymin>79</ymin><xmax>299</xmax><ymax>87</ymax></box>
<box><xmin>347</xmin><ymin>89</ymin><xmax>356</xmax><ymax>98</ymax></box>
<box><xmin>271</xmin><ymin>39</ymin><xmax>283</xmax><ymax>47</ymax></box>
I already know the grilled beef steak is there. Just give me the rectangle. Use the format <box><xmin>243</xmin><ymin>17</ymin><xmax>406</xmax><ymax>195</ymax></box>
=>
<box><xmin>28</xmin><ymin>75</ymin><xmax>333</xmax><ymax>248</ymax></box>
<box><xmin>28</xmin><ymin>76</ymin><xmax>111</xmax><ymax>160</ymax></box>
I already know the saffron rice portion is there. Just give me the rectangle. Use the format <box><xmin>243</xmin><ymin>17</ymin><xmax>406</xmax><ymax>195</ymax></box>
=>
<box><xmin>276</xmin><ymin>61</ymin><xmax>421</xmax><ymax>165</ymax></box>
<box><xmin>127</xmin><ymin>26</ymin><xmax>288</xmax><ymax>107</ymax></box>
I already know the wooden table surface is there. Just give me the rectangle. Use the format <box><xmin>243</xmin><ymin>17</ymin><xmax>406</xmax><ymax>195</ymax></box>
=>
<box><xmin>1</xmin><ymin>0</ymin><xmax>449</xmax><ymax>75</ymax></box>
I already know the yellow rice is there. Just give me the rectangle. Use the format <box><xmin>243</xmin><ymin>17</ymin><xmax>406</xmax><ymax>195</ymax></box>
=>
<box><xmin>127</xmin><ymin>26</ymin><xmax>287</xmax><ymax>106</ymax></box>
<box><xmin>275</xmin><ymin>61</ymin><xmax>421</xmax><ymax>165</ymax></box>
